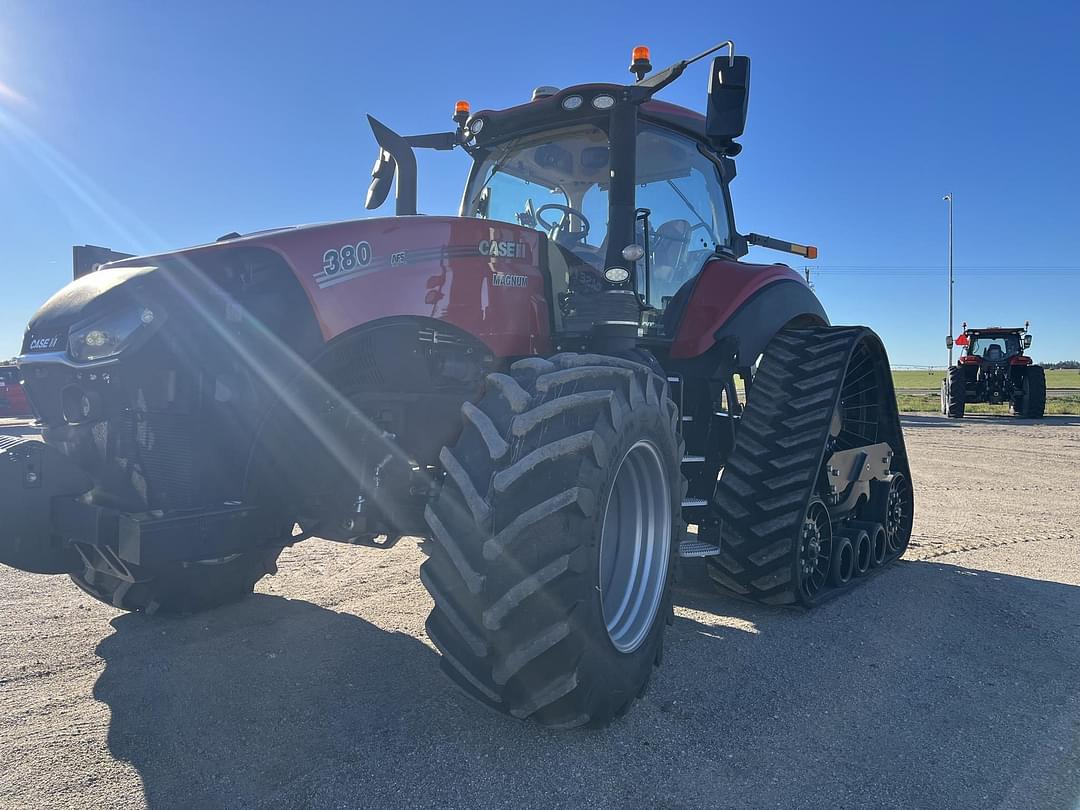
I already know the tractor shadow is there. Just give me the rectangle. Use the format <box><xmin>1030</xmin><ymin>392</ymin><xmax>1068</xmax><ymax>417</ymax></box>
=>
<box><xmin>92</xmin><ymin>558</ymin><xmax>1080</xmax><ymax>809</ymax></box>
<box><xmin>93</xmin><ymin>594</ymin><xmax>446</xmax><ymax>809</ymax></box>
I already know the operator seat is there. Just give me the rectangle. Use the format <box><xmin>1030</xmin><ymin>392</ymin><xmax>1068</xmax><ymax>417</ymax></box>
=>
<box><xmin>984</xmin><ymin>344</ymin><xmax>1004</xmax><ymax>362</ymax></box>
<box><xmin>651</xmin><ymin>220</ymin><xmax>692</xmax><ymax>304</ymax></box>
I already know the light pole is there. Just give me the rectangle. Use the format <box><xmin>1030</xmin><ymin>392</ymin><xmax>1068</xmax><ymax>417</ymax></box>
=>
<box><xmin>943</xmin><ymin>193</ymin><xmax>954</xmax><ymax>367</ymax></box>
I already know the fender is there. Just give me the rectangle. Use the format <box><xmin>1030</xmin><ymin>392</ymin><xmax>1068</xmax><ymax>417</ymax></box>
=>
<box><xmin>670</xmin><ymin>258</ymin><xmax>827</xmax><ymax>364</ymax></box>
<box><xmin>242</xmin><ymin>316</ymin><xmax>493</xmax><ymax>536</ymax></box>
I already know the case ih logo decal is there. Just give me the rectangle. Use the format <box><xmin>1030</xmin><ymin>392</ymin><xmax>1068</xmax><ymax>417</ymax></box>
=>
<box><xmin>29</xmin><ymin>336</ymin><xmax>61</xmax><ymax>351</ymax></box>
<box><xmin>478</xmin><ymin>239</ymin><xmax>527</xmax><ymax>259</ymax></box>
<box><xmin>312</xmin><ymin>239</ymin><xmax>531</xmax><ymax>290</ymax></box>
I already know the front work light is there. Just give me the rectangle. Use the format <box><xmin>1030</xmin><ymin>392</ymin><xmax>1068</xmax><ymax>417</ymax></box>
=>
<box><xmin>68</xmin><ymin>306</ymin><xmax>162</xmax><ymax>363</ymax></box>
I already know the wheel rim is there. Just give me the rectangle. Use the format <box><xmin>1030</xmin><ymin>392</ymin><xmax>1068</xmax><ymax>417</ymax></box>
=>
<box><xmin>885</xmin><ymin>473</ymin><xmax>914</xmax><ymax>552</ymax></box>
<box><xmin>799</xmin><ymin>500</ymin><xmax>833</xmax><ymax>600</ymax></box>
<box><xmin>599</xmin><ymin>440</ymin><xmax>672</xmax><ymax>654</ymax></box>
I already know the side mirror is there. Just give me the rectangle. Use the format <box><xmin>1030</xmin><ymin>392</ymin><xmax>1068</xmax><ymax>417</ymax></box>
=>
<box><xmin>365</xmin><ymin>150</ymin><xmax>396</xmax><ymax>210</ymax></box>
<box><xmin>706</xmin><ymin>55</ymin><xmax>750</xmax><ymax>152</ymax></box>
<box><xmin>945</xmin><ymin>336</ymin><xmax>954</xmax><ymax>349</ymax></box>
<box><xmin>1023</xmin><ymin>334</ymin><xmax>1032</xmax><ymax>349</ymax></box>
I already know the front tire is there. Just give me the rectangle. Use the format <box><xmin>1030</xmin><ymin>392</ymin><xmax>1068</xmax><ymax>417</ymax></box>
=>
<box><xmin>421</xmin><ymin>354</ymin><xmax>684</xmax><ymax>728</ymax></box>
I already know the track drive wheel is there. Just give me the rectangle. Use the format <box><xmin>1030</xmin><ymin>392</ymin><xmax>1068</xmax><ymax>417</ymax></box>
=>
<box><xmin>705</xmin><ymin>326</ymin><xmax>912</xmax><ymax>607</ymax></box>
<box><xmin>421</xmin><ymin>354</ymin><xmax>685</xmax><ymax>728</ymax></box>
<box><xmin>942</xmin><ymin>367</ymin><xmax>966</xmax><ymax>418</ymax></box>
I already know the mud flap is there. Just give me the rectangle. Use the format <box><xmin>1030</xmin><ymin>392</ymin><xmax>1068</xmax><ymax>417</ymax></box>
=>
<box><xmin>0</xmin><ymin>437</ymin><xmax>92</xmax><ymax>574</ymax></box>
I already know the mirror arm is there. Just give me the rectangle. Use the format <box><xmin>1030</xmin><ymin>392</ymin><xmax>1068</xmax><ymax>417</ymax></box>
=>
<box><xmin>745</xmin><ymin>232</ymin><xmax>818</xmax><ymax>260</ymax></box>
<box><xmin>636</xmin><ymin>40</ymin><xmax>735</xmax><ymax>95</ymax></box>
<box><xmin>405</xmin><ymin>132</ymin><xmax>460</xmax><ymax>151</ymax></box>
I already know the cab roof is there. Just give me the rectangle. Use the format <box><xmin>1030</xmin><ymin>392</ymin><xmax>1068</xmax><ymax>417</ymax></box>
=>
<box><xmin>469</xmin><ymin>84</ymin><xmax>710</xmax><ymax>149</ymax></box>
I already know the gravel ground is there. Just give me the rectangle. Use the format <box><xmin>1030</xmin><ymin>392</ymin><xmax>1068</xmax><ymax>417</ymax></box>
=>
<box><xmin>1</xmin><ymin>414</ymin><xmax>1078</xmax><ymax>809</ymax></box>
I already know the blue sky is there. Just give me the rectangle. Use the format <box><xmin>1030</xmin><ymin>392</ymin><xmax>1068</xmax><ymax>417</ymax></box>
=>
<box><xmin>1</xmin><ymin>0</ymin><xmax>1077</xmax><ymax>365</ymax></box>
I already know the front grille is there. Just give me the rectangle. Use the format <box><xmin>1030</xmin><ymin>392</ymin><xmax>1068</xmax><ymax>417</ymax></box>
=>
<box><xmin>118</xmin><ymin>411</ymin><xmax>196</xmax><ymax>508</ymax></box>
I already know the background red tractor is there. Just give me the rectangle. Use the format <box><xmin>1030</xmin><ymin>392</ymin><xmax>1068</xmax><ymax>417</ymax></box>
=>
<box><xmin>0</xmin><ymin>41</ymin><xmax>912</xmax><ymax>727</ymax></box>
<box><xmin>942</xmin><ymin>322</ymin><xmax>1045</xmax><ymax>418</ymax></box>
<box><xmin>0</xmin><ymin>363</ymin><xmax>33</xmax><ymax>418</ymax></box>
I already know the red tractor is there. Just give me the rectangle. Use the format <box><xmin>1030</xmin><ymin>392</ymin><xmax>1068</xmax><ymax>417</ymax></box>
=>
<box><xmin>942</xmin><ymin>322</ymin><xmax>1045</xmax><ymax>418</ymax></box>
<box><xmin>0</xmin><ymin>42</ymin><xmax>912</xmax><ymax>727</ymax></box>
<box><xmin>0</xmin><ymin>363</ymin><xmax>33</xmax><ymax>418</ymax></box>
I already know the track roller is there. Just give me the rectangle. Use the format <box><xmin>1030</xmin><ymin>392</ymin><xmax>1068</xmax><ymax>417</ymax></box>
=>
<box><xmin>829</xmin><ymin>536</ymin><xmax>854</xmax><ymax>586</ymax></box>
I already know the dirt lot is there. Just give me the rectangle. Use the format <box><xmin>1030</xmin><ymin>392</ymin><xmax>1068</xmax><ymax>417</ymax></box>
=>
<box><xmin>2</xmin><ymin>415</ymin><xmax>1078</xmax><ymax>809</ymax></box>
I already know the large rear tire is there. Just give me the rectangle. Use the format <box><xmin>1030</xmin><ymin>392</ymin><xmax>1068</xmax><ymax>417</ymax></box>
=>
<box><xmin>69</xmin><ymin>546</ymin><xmax>284</xmax><ymax>615</ymax></box>
<box><xmin>1019</xmin><ymin>365</ymin><xmax>1046</xmax><ymax>418</ymax></box>
<box><xmin>421</xmin><ymin>354</ymin><xmax>684</xmax><ymax>728</ymax></box>
<box><xmin>942</xmin><ymin>366</ymin><xmax>966</xmax><ymax>418</ymax></box>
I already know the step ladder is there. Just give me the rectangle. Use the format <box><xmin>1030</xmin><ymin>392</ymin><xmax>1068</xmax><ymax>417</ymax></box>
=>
<box><xmin>669</xmin><ymin>375</ymin><xmax>722</xmax><ymax>558</ymax></box>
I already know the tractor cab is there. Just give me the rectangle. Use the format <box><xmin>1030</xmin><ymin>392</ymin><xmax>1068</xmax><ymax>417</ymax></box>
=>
<box><xmin>365</xmin><ymin>42</ymin><xmax>816</xmax><ymax>346</ymax></box>
<box><xmin>955</xmin><ymin>323</ymin><xmax>1033</xmax><ymax>366</ymax></box>
<box><xmin>460</xmin><ymin>101</ymin><xmax>735</xmax><ymax>323</ymax></box>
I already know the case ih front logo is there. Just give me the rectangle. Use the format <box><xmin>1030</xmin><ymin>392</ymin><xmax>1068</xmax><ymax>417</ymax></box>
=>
<box><xmin>478</xmin><ymin>239</ymin><xmax>527</xmax><ymax>259</ymax></box>
<box><xmin>29</xmin><ymin>336</ymin><xmax>60</xmax><ymax>350</ymax></box>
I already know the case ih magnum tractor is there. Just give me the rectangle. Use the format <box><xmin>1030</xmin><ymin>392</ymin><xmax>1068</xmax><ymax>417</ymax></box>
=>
<box><xmin>1</xmin><ymin>43</ymin><xmax>912</xmax><ymax>727</ymax></box>
<box><xmin>942</xmin><ymin>322</ymin><xmax>1045</xmax><ymax>418</ymax></box>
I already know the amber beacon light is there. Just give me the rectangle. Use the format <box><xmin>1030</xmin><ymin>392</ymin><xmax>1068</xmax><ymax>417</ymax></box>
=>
<box><xmin>630</xmin><ymin>45</ymin><xmax>652</xmax><ymax>81</ymax></box>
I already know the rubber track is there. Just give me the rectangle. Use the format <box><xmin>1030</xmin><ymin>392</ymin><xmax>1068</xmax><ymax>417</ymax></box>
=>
<box><xmin>422</xmin><ymin>354</ymin><xmax>685</xmax><ymax>727</ymax></box>
<box><xmin>706</xmin><ymin>326</ymin><xmax>912</xmax><ymax>607</ymax></box>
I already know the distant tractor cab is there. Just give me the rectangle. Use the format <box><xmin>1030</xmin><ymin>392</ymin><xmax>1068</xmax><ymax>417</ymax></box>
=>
<box><xmin>942</xmin><ymin>322</ymin><xmax>1045</xmax><ymax>418</ymax></box>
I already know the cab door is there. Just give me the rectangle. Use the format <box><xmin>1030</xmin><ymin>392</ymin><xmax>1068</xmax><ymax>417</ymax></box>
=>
<box><xmin>634</xmin><ymin>124</ymin><xmax>735</xmax><ymax>337</ymax></box>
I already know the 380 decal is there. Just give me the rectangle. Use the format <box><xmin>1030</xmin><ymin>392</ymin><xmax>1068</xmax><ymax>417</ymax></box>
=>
<box><xmin>322</xmin><ymin>241</ymin><xmax>372</xmax><ymax>276</ymax></box>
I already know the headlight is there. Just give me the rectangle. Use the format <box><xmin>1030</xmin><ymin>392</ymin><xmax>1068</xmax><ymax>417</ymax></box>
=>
<box><xmin>68</xmin><ymin>306</ymin><xmax>161</xmax><ymax>362</ymax></box>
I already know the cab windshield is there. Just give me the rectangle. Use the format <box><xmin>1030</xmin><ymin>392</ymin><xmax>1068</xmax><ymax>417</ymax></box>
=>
<box><xmin>464</xmin><ymin>124</ymin><xmax>611</xmax><ymax>268</ymax></box>
<box><xmin>463</xmin><ymin>121</ymin><xmax>732</xmax><ymax>309</ymax></box>
<box><xmin>968</xmin><ymin>334</ymin><xmax>1021</xmax><ymax>360</ymax></box>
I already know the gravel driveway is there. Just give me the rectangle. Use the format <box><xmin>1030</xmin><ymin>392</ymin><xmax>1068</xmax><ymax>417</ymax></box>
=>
<box><xmin>1</xmin><ymin>415</ymin><xmax>1078</xmax><ymax>809</ymax></box>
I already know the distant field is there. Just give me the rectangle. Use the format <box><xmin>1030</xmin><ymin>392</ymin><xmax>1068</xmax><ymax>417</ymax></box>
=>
<box><xmin>892</xmin><ymin>368</ymin><xmax>1080</xmax><ymax>390</ymax></box>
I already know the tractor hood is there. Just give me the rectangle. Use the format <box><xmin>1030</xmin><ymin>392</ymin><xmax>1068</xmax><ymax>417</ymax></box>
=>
<box><xmin>21</xmin><ymin>265</ymin><xmax>158</xmax><ymax>358</ymax></box>
<box><xmin>19</xmin><ymin>214</ymin><xmax>551</xmax><ymax>366</ymax></box>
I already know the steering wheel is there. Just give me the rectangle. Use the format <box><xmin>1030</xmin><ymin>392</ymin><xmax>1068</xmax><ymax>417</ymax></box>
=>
<box><xmin>535</xmin><ymin>204</ymin><xmax>591</xmax><ymax>245</ymax></box>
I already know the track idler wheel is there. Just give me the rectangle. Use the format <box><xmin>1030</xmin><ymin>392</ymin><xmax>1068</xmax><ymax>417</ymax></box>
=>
<box><xmin>797</xmin><ymin>500</ymin><xmax>833</xmax><ymax>602</ymax></box>
<box><xmin>870</xmin><ymin>473</ymin><xmax>914</xmax><ymax>555</ymax></box>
